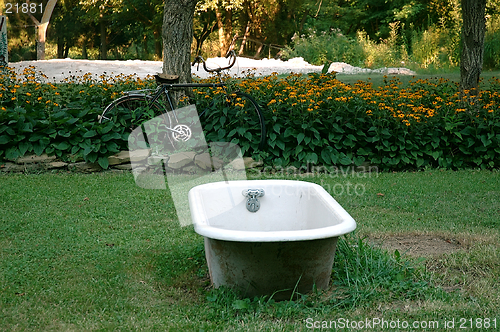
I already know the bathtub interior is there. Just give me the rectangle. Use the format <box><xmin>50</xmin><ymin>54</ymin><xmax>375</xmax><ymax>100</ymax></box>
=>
<box><xmin>189</xmin><ymin>180</ymin><xmax>353</xmax><ymax>233</ymax></box>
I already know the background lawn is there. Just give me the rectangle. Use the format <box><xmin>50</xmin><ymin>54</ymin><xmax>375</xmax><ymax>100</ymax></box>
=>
<box><xmin>1</xmin><ymin>169</ymin><xmax>499</xmax><ymax>331</ymax></box>
<box><xmin>335</xmin><ymin>69</ymin><xmax>500</xmax><ymax>89</ymax></box>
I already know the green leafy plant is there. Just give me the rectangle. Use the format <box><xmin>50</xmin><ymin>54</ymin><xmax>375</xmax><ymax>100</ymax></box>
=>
<box><xmin>282</xmin><ymin>29</ymin><xmax>364</xmax><ymax>67</ymax></box>
<box><xmin>0</xmin><ymin>67</ymin><xmax>151</xmax><ymax>168</ymax></box>
<box><xmin>1</xmin><ymin>67</ymin><xmax>500</xmax><ymax>171</ymax></box>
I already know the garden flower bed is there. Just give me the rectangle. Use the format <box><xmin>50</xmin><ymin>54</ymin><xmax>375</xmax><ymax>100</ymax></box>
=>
<box><xmin>230</xmin><ymin>72</ymin><xmax>500</xmax><ymax>169</ymax></box>
<box><xmin>1</xmin><ymin>65</ymin><xmax>499</xmax><ymax>171</ymax></box>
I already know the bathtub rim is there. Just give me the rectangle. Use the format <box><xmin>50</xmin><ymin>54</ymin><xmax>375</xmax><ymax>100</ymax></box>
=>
<box><xmin>188</xmin><ymin>179</ymin><xmax>357</xmax><ymax>242</ymax></box>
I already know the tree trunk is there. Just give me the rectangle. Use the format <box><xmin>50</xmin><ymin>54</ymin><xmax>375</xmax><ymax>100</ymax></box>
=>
<box><xmin>143</xmin><ymin>34</ymin><xmax>148</xmax><ymax>57</ymax></box>
<box><xmin>215</xmin><ymin>7</ymin><xmax>225</xmax><ymax>56</ymax></box>
<box><xmin>100</xmin><ymin>18</ymin><xmax>108</xmax><ymax>60</ymax></box>
<box><xmin>163</xmin><ymin>0</ymin><xmax>198</xmax><ymax>106</ymax></box>
<box><xmin>460</xmin><ymin>0</ymin><xmax>487</xmax><ymax>95</ymax></box>
<box><xmin>36</xmin><ymin>23</ymin><xmax>48</xmax><ymax>60</ymax></box>
<box><xmin>82</xmin><ymin>38</ymin><xmax>88</xmax><ymax>59</ymax></box>
<box><xmin>215</xmin><ymin>7</ymin><xmax>233</xmax><ymax>57</ymax></box>
<box><xmin>224</xmin><ymin>8</ymin><xmax>233</xmax><ymax>54</ymax></box>
<box><xmin>193</xmin><ymin>20</ymin><xmax>217</xmax><ymax>56</ymax></box>
<box><xmin>239</xmin><ymin>23</ymin><xmax>251</xmax><ymax>55</ymax></box>
<box><xmin>153</xmin><ymin>28</ymin><xmax>162</xmax><ymax>60</ymax></box>
<box><xmin>298</xmin><ymin>10</ymin><xmax>310</xmax><ymax>34</ymax></box>
<box><xmin>0</xmin><ymin>15</ymin><xmax>7</xmax><ymax>64</ymax></box>
<box><xmin>57</xmin><ymin>37</ymin><xmax>64</xmax><ymax>58</ymax></box>
<box><xmin>29</xmin><ymin>0</ymin><xmax>57</xmax><ymax>60</ymax></box>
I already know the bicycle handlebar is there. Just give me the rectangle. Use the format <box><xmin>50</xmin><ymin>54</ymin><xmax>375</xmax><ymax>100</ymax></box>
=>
<box><xmin>192</xmin><ymin>50</ymin><xmax>237</xmax><ymax>73</ymax></box>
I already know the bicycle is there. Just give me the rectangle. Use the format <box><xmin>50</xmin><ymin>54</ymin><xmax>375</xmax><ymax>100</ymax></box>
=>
<box><xmin>98</xmin><ymin>51</ymin><xmax>266</xmax><ymax>153</ymax></box>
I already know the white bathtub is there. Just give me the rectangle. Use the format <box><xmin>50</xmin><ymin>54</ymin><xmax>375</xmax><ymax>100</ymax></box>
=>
<box><xmin>188</xmin><ymin>179</ymin><xmax>357</xmax><ymax>299</ymax></box>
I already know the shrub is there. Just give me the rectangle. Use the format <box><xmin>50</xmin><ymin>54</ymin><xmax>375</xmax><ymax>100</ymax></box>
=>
<box><xmin>1</xmin><ymin>66</ymin><xmax>500</xmax><ymax>171</ymax></box>
<box><xmin>357</xmin><ymin>22</ymin><xmax>411</xmax><ymax>69</ymax></box>
<box><xmin>0</xmin><ymin>66</ymin><xmax>155</xmax><ymax>168</ymax></box>
<box><xmin>484</xmin><ymin>29</ymin><xmax>500</xmax><ymax>70</ymax></box>
<box><xmin>283</xmin><ymin>23</ymin><xmax>472</xmax><ymax>71</ymax></box>
<box><xmin>281</xmin><ymin>24</ymin><xmax>411</xmax><ymax>70</ymax></box>
<box><xmin>223</xmin><ymin>73</ymin><xmax>500</xmax><ymax>170</ymax></box>
<box><xmin>410</xmin><ymin>24</ymin><xmax>460</xmax><ymax>70</ymax></box>
<box><xmin>281</xmin><ymin>29</ymin><xmax>364</xmax><ymax>66</ymax></box>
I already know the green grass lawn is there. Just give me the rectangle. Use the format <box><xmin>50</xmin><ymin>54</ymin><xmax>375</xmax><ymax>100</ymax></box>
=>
<box><xmin>335</xmin><ymin>69</ymin><xmax>500</xmax><ymax>89</ymax></box>
<box><xmin>1</xmin><ymin>170</ymin><xmax>499</xmax><ymax>331</ymax></box>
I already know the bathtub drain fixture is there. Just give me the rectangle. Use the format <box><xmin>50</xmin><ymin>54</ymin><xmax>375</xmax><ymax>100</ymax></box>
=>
<box><xmin>242</xmin><ymin>189</ymin><xmax>265</xmax><ymax>212</ymax></box>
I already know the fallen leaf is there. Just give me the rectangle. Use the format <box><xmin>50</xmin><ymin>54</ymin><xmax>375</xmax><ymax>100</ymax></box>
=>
<box><xmin>377</xmin><ymin>193</ymin><xmax>385</xmax><ymax>197</ymax></box>
<box><xmin>83</xmin><ymin>197</ymin><xmax>89</xmax><ymax>201</ymax></box>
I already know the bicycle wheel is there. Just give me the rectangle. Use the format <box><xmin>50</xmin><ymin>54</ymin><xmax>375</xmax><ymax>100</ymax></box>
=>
<box><xmin>99</xmin><ymin>94</ymin><xmax>168</xmax><ymax>131</ymax></box>
<box><xmin>99</xmin><ymin>94</ymin><xmax>182</xmax><ymax>151</ymax></box>
<box><xmin>231</xmin><ymin>91</ymin><xmax>266</xmax><ymax>150</ymax></box>
<box><xmin>202</xmin><ymin>91</ymin><xmax>266</xmax><ymax>151</ymax></box>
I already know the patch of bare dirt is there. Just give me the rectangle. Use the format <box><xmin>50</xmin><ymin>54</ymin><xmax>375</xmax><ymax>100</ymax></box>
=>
<box><xmin>368</xmin><ymin>235</ymin><xmax>464</xmax><ymax>257</ymax></box>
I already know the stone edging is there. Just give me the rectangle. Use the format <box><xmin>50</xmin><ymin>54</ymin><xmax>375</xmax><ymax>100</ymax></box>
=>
<box><xmin>0</xmin><ymin>150</ymin><xmax>263</xmax><ymax>173</ymax></box>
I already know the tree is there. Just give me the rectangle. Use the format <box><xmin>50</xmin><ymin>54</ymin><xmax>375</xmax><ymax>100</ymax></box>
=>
<box><xmin>78</xmin><ymin>0</ymin><xmax>121</xmax><ymax>59</ymax></box>
<box><xmin>460</xmin><ymin>0</ymin><xmax>487</xmax><ymax>94</ymax></box>
<box><xmin>194</xmin><ymin>0</ymin><xmax>307</xmax><ymax>58</ymax></box>
<box><xmin>162</xmin><ymin>0</ymin><xmax>198</xmax><ymax>105</ymax></box>
<box><xmin>193</xmin><ymin>10</ymin><xmax>218</xmax><ymax>56</ymax></box>
<box><xmin>119</xmin><ymin>0</ymin><xmax>164</xmax><ymax>59</ymax></box>
<box><xmin>196</xmin><ymin>0</ymin><xmax>244</xmax><ymax>56</ymax></box>
<box><xmin>27</xmin><ymin>0</ymin><xmax>58</xmax><ymax>60</ymax></box>
<box><xmin>50</xmin><ymin>0</ymin><xmax>87</xmax><ymax>58</ymax></box>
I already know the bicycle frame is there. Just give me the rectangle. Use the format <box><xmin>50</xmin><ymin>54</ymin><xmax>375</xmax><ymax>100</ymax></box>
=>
<box><xmin>131</xmin><ymin>82</ymin><xmax>225</xmax><ymax>124</ymax></box>
<box><xmin>102</xmin><ymin>50</ymin><xmax>265</xmax><ymax>148</ymax></box>
<box><xmin>151</xmin><ymin>50</ymin><xmax>237</xmax><ymax>121</ymax></box>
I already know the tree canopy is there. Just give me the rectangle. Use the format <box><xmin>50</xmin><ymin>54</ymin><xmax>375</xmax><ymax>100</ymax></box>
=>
<box><xmin>2</xmin><ymin>0</ymin><xmax>499</xmax><ymax>76</ymax></box>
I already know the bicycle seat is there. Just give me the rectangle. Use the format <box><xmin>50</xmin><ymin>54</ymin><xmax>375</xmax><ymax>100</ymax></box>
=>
<box><xmin>155</xmin><ymin>73</ymin><xmax>180</xmax><ymax>84</ymax></box>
